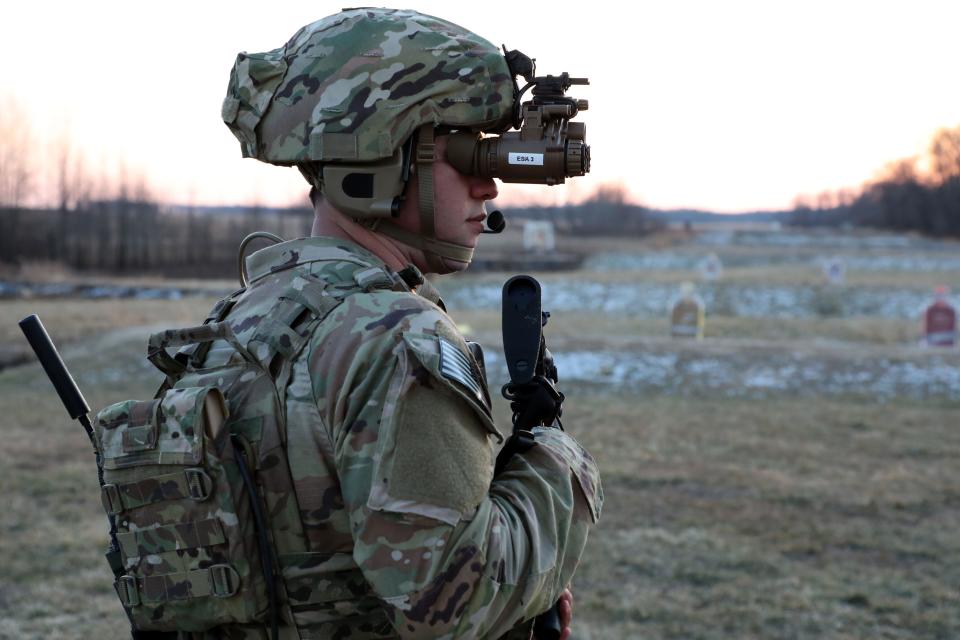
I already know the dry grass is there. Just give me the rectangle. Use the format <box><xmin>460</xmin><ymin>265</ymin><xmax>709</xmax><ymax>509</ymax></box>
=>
<box><xmin>0</xmin><ymin>307</ymin><xmax>958</xmax><ymax>639</ymax></box>
<box><xmin>1</xmin><ymin>259</ymin><xmax>237</xmax><ymax>288</ymax></box>
<box><xmin>562</xmin><ymin>393</ymin><xmax>960</xmax><ymax>639</ymax></box>
<box><xmin>2</xmin><ymin>260</ymin><xmax>79</xmax><ymax>282</ymax></box>
<box><xmin>0</xmin><ymin>298</ymin><xmax>219</xmax><ymax>369</ymax></box>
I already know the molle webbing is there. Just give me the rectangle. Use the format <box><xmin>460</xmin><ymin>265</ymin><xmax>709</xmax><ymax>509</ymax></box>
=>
<box><xmin>116</xmin><ymin>517</ymin><xmax>226</xmax><ymax>559</ymax></box>
<box><xmin>249</xmin><ymin>275</ymin><xmax>344</xmax><ymax>366</ymax></box>
<box><xmin>243</xmin><ymin>273</ymin><xmax>351</xmax><ymax>424</ymax></box>
<box><xmin>148</xmin><ymin>322</ymin><xmax>256</xmax><ymax>380</ymax></box>
<box><xmin>101</xmin><ymin>467</ymin><xmax>214</xmax><ymax>515</ymax></box>
<box><xmin>116</xmin><ymin>564</ymin><xmax>241</xmax><ymax>607</ymax></box>
<box><xmin>178</xmin><ymin>289</ymin><xmax>246</xmax><ymax>368</ymax></box>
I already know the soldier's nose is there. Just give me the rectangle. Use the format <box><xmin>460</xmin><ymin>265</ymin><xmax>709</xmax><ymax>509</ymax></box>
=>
<box><xmin>471</xmin><ymin>176</ymin><xmax>498</xmax><ymax>201</ymax></box>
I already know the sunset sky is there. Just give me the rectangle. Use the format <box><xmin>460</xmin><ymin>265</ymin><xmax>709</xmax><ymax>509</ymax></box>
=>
<box><xmin>3</xmin><ymin>1</ymin><xmax>959</xmax><ymax>212</ymax></box>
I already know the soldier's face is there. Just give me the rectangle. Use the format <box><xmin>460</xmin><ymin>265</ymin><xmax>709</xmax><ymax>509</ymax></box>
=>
<box><xmin>396</xmin><ymin>134</ymin><xmax>498</xmax><ymax>271</ymax></box>
<box><xmin>432</xmin><ymin>134</ymin><xmax>499</xmax><ymax>250</ymax></box>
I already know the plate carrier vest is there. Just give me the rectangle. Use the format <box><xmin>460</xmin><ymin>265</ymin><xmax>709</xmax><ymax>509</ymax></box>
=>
<box><xmin>95</xmin><ymin>261</ymin><xmax>413</xmax><ymax>639</ymax></box>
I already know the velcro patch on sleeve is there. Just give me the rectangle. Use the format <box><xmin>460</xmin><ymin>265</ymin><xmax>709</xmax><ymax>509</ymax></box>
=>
<box><xmin>439</xmin><ymin>337</ymin><xmax>486</xmax><ymax>408</ymax></box>
<box><xmin>400</xmin><ymin>331</ymin><xmax>500</xmax><ymax>441</ymax></box>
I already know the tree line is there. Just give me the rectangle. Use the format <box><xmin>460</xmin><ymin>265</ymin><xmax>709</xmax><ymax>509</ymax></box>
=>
<box><xmin>506</xmin><ymin>183</ymin><xmax>654</xmax><ymax>236</ymax></box>
<box><xmin>0</xmin><ymin>202</ymin><xmax>313</xmax><ymax>278</ymax></box>
<box><xmin>789</xmin><ymin>124</ymin><xmax>960</xmax><ymax>237</ymax></box>
<box><xmin>0</xmin><ymin>184</ymin><xmax>649</xmax><ymax>278</ymax></box>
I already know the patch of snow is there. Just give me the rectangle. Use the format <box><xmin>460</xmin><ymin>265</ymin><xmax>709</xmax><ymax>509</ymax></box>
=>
<box><xmin>440</xmin><ymin>280</ymin><xmax>945</xmax><ymax>320</ymax></box>
<box><xmin>482</xmin><ymin>346</ymin><xmax>959</xmax><ymax>401</ymax></box>
<box><xmin>695</xmin><ymin>230</ymin><xmax>953</xmax><ymax>250</ymax></box>
<box><xmin>586</xmin><ymin>249</ymin><xmax>960</xmax><ymax>273</ymax></box>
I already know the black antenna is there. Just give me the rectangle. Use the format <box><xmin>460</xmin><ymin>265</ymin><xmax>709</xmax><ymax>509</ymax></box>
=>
<box><xmin>18</xmin><ymin>314</ymin><xmax>127</xmax><ymax>587</ymax></box>
<box><xmin>19</xmin><ymin>315</ymin><xmax>91</xmax><ymax>421</ymax></box>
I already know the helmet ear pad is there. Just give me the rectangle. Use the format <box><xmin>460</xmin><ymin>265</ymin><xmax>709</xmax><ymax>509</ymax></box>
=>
<box><xmin>321</xmin><ymin>149</ymin><xmax>406</xmax><ymax>220</ymax></box>
<box><xmin>318</xmin><ymin>126</ymin><xmax>478</xmax><ymax>271</ymax></box>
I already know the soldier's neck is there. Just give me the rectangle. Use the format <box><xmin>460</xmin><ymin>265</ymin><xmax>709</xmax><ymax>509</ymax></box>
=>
<box><xmin>312</xmin><ymin>203</ymin><xmax>420</xmax><ymax>273</ymax></box>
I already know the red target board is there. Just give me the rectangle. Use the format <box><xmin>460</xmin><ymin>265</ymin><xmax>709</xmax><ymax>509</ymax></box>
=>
<box><xmin>924</xmin><ymin>289</ymin><xmax>956</xmax><ymax>347</ymax></box>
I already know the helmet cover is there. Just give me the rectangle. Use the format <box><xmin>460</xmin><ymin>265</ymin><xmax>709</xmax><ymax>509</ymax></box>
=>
<box><xmin>222</xmin><ymin>8</ymin><xmax>515</xmax><ymax>165</ymax></box>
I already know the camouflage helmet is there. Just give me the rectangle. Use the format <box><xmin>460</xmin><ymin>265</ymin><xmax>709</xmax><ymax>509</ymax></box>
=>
<box><xmin>222</xmin><ymin>8</ymin><xmax>516</xmax><ymax>165</ymax></box>
<box><xmin>223</xmin><ymin>8</ymin><xmax>518</xmax><ymax>273</ymax></box>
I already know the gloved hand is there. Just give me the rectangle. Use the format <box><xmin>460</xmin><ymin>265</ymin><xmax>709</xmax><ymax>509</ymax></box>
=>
<box><xmin>505</xmin><ymin>376</ymin><xmax>564</xmax><ymax>431</ymax></box>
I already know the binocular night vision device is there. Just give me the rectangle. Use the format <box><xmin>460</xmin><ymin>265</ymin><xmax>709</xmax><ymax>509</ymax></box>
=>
<box><xmin>315</xmin><ymin>50</ymin><xmax>590</xmax><ymax>221</ymax></box>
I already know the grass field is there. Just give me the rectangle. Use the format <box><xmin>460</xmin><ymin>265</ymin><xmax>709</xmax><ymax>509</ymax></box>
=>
<box><xmin>1</xmin><ymin>229</ymin><xmax>958</xmax><ymax>639</ymax></box>
<box><xmin>569</xmin><ymin>393</ymin><xmax>960</xmax><ymax>639</ymax></box>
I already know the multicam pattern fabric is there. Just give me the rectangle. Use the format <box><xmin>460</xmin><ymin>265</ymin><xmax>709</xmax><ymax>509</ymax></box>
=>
<box><xmin>222</xmin><ymin>8</ymin><xmax>515</xmax><ymax>164</ymax></box>
<box><xmin>216</xmin><ymin>237</ymin><xmax>601</xmax><ymax>638</ymax></box>
<box><xmin>96</xmin><ymin>386</ymin><xmax>270</xmax><ymax>631</ymax></box>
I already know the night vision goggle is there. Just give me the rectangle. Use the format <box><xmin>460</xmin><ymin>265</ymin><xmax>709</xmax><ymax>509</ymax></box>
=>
<box><xmin>446</xmin><ymin>51</ymin><xmax>590</xmax><ymax>185</ymax></box>
<box><xmin>311</xmin><ymin>49</ymin><xmax>590</xmax><ymax>222</ymax></box>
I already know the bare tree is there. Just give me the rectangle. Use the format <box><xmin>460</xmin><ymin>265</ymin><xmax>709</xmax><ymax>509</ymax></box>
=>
<box><xmin>54</xmin><ymin>129</ymin><xmax>73</xmax><ymax>211</ymax></box>
<box><xmin>0</xmin><ymin>95</ymin><xmax>35</xmax><ymax>208</ymax></box>
<box><xmin>592</xmin><ymin>182</ymin><xmax>628</xmax><ymax>205</ymax></box>
<box><xmin>877</xmin><ymin>157</ymin><xmax>920</xmax><ymax>185</ymax></box>
<box><xmin>835</xmin><ymin>188</ymin><xmax>858</xmax><ymax>208</ymax></box>
<box><xmin>928</xmin><ymin>125</ymin><xmax>960</xmax><ymax>185</ymax></box>
<box><xmin>815</xmin><ymin>191</ymin><xmax>836</xmax><ymax>210</ymax></box>
<box><xmin>51</xmin><ymin>124</ymin><xmax>90</xmax><ymax>262</ymax></box>
<box><xmin>0</xmin><ymin>95</ymin><xmax>37</xmax><ymax>263</ymax></box>
<box><xmin>247</xmin><ymin>188</ymin><xmax>264</xmax><ymax>233</ymax></box>
<box><xmin>51</xmin><ymin>125</ymin><xmax>92</xmax><ymax>209</ymax></box>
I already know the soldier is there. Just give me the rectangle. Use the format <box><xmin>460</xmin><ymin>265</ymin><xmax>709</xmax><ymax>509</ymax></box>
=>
<box><xmin>93</xmin><ymin>9</ymin><xmax>601</xmax><ymax>640</ymax></box>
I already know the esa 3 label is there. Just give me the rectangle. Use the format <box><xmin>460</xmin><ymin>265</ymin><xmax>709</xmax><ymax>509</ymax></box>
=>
<box><xmin>507</xmin><ymin>153</ymin><xmax>545</xmax><ymax>166</ymax></box>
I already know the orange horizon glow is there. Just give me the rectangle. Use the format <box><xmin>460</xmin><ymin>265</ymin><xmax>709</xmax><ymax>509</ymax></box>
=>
<box><xmin>2</xmin><ymin>1</ymin><xmax>959</xmax><ymax>213</ymax></box>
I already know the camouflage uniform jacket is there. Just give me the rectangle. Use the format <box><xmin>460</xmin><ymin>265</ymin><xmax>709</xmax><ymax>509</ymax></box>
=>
<box><xmin>204</xmin><ymin>237</ymin><xmax>602</xmax><ymax>639</ymax></box>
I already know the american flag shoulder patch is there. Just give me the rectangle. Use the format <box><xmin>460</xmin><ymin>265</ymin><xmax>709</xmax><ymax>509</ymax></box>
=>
<box><xmin>438</xmin><ymin>337</ymin><xmax>488</xmax><ymax>409</ymax></box>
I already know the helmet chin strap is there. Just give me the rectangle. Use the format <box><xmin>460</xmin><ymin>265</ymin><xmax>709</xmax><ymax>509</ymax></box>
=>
<box><xmin>371</xmin><ymin>125</ymin><xmax>476</xmax><ymax>272</ymax></box>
